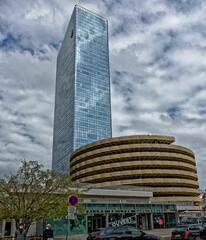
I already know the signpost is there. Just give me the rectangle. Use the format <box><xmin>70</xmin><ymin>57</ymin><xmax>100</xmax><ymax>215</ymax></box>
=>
<box><xmin>66</xmin><ymin>195</ymin><xmax>79</xmax><ymax>240</ymax></box>
<box><xmin>67</xmin><ymin>195</ymin><xmax>78</xmax><ymax>219</ymax></box>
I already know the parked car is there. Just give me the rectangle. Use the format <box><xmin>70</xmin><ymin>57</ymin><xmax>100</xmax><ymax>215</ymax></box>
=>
<box><xmin>181</xmin><ymin>217</ymin><xmax>203</xmax><ymax>225</ymax></box>
<box><xmin>199</xmin><ymin>223</ymin><xmax>206</xmax><ymax>239</ymax></box>
<box><xmin>93</xmin><ymin>225</ymin><xmax>160</xmax><ymax>240</ymax></box>
<box><xmin>87</xmin><ymin>229</ymin><xmax>103</xmax><ymax>240</ymax></box>
<box><xmin>171</xmin><ymin>224</ymin><xmax>202</xmax><ymax>240</ymax></box>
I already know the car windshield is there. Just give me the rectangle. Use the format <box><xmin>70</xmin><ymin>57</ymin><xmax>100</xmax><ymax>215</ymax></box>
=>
<box><xmin>188</xmin><ymin>225</ymin><xmax>201</xmax><ymax>230</ymax></box>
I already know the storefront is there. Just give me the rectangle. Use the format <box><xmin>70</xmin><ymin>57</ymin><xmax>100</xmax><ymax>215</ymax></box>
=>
<box><xmin>85</xmin><ymin>203</ymin><xmax>177</xmax><ymax>232</ymax></box>
<box><xmin>36</xmin><ymin>202</ymin><xmax>177</xmax><ymax>236</ymax></box>
<box><xmin>1</xmin><ymin>186</ymin><xmax>178</xmax><ymax>238</ymax></box>
<box><xmin>37</xmin><ymin>186</ymin><xmax>178</xmax><ymax>236</ymax></box>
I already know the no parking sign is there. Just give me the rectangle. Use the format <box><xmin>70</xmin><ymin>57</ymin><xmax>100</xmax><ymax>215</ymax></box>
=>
<box><xmin>67</xmin><ymin>195</ymin><xmax>78</xmax><ymax>219</ymax></box>
<box><xmin>68</xmin><ymin>195</ymin><xmax>79</xmax><ymax>206</ymax></box>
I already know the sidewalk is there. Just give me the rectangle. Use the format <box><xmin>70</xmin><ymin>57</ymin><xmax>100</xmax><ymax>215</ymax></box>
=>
<box><xmin>145</xmin><ymin>228</ymin><xmax>174</xmax><ymax>239</ymax></box>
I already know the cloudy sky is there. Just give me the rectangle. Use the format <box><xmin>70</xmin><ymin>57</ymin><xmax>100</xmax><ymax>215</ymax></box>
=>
<box><xmin>0</xmin><ymin>0</ymin><xmax>206</xmax><ymax>188</ymax></box>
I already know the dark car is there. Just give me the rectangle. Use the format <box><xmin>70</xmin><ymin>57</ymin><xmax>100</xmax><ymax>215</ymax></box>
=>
<box><xmin>87</xmin><ymin>229</ymin><xmax>103</xmax><ymax>240</ymax></box>
<box><xmin>199</xmin><ymin>223</ymin><xmax>206</xmax><ymax>239</ymax></box>
<box><xmin>171</xmin><ymin>224</ymin><xmax>202</xmax><ymax>240</ymax></box>
<box><xmin>93</xmin><ymin>225</ymin><xmax>160</xmax><ymax>240</ymax></box>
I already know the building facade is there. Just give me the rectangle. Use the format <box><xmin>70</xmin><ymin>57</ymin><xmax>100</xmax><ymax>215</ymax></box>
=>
<box><xmin>0</xmin><ymin>187</ymin><xmax>177</xmax><ymax>238</ymax></box>
<box><xmin>80</xmin><ymin>186</ymin><xmax>177</xmax><ymax>232</ymax></box>
<box><xmin>52</xmin><ymin>5</ymin><xmax>112</xmax><ymax>172</ymax></box>
<box><xmin>70</xmin><ymin>135</ymin><xmax>201</xmax><ymax>209</ymax></box>
<box><xmin>36</xmin><ymin>187</ymin><xmax>177</xmax><ymax>237</ymax></box>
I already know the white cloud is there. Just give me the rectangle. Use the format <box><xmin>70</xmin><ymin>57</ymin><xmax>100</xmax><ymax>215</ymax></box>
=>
<box><xmin>1</xmin><ymin>0</ymin><xmax>206</xmax><ymax>189</ymax></box>
<box><xmin>0</xmin><ymin>49</ymin><xmax>55</xmax><ymax>170</ymax></box>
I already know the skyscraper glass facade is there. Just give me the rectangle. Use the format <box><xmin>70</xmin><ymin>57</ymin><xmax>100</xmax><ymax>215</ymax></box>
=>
<box><xmin>52</xmin><ymin>5</ymin><xmax>112</xmax><ymax>172</ymax></box>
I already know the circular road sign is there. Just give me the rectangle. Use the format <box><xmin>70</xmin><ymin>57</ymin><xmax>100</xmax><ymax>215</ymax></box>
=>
<box><xmin>68</xmin><ymin>195</ymin><xmax>79</xmax><ymax>206</ymax></box>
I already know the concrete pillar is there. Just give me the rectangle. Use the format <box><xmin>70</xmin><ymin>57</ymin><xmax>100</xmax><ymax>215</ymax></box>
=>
<box><xmin>163</xmin><ymin>213</ymin><xmax>166</xmax><ymax>228</ymax></box>
<box><xmin>145</xmin><ymin>214</ymin><xmax>148</xmax><ymax>230</ymax></box>
<box><xmin>176</xmin><ymin>211</ymin><xmax>179</xmax><ymax>225</ymax></box>
<box><xmin>106</xmin><ymin>214</ymin><xmax>109</xmax><ymax>227</ymax></box>
<box><xmin>0</xmin><ymin>220</ymin><xmax>3</xmax><ymax>238</ymax></box>
<box><xmin>135</xmin><ymin>214</ymin><xmax>138</xmax><ymax>228</ymax></box>
<box><xmin>85</xmin><ymin>215</ymin><xmax>88</xmax><ymax>233</ymax></box>
<box><xmin>2</xmin><ymin>220</ymin><xmax>6</xmax><ymax>238</ymax></box>
<box><xmin>11</xmin><ymin>220</ymin><xmax>16</xmax><ymax>237</ymax></box>
<box><xmin>150</xmin><ymin>213</ymin><xmax>154</xmax><ymax>230</ymax></box>
<box><xmin>143</xmin><ymin>214</ymin><xmax>147</xmax><ymax>230</ymax></box>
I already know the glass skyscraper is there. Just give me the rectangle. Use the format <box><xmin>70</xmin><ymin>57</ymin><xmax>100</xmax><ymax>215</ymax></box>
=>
<box><xmin>52</xmin><ymin>5</ymin><xmax>112</xmax><ymax>172</ymax></box>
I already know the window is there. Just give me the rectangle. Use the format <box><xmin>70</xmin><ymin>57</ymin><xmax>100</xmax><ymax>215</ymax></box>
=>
<box><xmin>70</xmin><ymin>30</ymin><xmax>73</xmax><ymax>38</ymax></box>
<box><xmin>189</xmin><ymin>225</ymin><xmax>201</xmax><ymax>231</ymax></box>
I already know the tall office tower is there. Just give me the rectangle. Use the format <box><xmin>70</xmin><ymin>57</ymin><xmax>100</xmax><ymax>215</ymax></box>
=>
<box><xmin>52</xmin><ymin>5</ymin><xmax>112</xmax><ymax>172</ymax></box>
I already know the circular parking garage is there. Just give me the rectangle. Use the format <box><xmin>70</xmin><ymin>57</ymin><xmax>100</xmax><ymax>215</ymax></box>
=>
<box><xmin>70</xmin><ymin>135</ymin><xmax>200</xmax><ymax>205</ymax></box>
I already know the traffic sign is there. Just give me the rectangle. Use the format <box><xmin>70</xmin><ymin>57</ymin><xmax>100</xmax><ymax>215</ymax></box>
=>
<box><xmin>68</xmin><ymin>206</ymin><xmax>76</xmax><ymax>219</ymax></box>
<box><xmin>68</xmin><ymin>195</ymin><xmax>79</xmax><ymax>206</ymax></box>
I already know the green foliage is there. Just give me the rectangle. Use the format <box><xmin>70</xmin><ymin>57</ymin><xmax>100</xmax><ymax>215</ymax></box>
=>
<box><xmin>0</xmin><ymin>160</ymin><xmax>75</xmax><ymax>230</ymax></box>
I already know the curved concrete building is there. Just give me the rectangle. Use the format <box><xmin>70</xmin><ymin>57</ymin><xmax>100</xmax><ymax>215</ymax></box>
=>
<box><xmin>70</xmin><ymin>135</ymin><xmax>200</xmax><ymax>205</ymax></box>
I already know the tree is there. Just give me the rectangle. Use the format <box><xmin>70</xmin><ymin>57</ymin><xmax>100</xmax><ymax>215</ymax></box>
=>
<box><xmin>0</xmin><ymin>160</ymin><xmax>77</xmax><ymax>231</ymax></box>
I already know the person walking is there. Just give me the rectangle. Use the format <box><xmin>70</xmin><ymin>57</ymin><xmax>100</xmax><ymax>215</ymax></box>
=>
<box><xmin>158</xmin><ymin>218</ymin><xmax>164</xmax><ymax>228</ymax></box>
<box><xmin>14</xmin><ymin>224</ymin><xmax>26</xmax><ymax>240</ymax></box>
<box><xmin>43</xmin><ymin>224</ymin><xmax>53</xmax><ymax>240</ymax></box>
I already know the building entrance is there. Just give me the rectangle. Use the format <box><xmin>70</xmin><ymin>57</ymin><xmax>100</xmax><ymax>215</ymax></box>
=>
<box><xmin>88</xmin><ymin>215</ymin><xmax>106</xmax><ymax>232</ymax></box>
<box><xmin>4</xmin><ymin>222</ymin><xmax>11</xmax><ymax>236</ymax></box>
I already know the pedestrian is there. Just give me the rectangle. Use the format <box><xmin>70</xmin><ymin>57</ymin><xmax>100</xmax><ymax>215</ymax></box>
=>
<box><xmin>14</xmin><ymin>224</ymin><xmax>26</xmax><ymax>240</ymax></box>
<box><xmin>43</xmin><ymin>224</ymin><xmax>53</xmax><ymax>240</ymax></box>
<box><xmin>158</xmin><ymin>218</ymin><xmax>164</xmax><ymax>228</ymax></box>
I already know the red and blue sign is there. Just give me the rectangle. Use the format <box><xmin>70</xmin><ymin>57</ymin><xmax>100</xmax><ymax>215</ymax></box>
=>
<box><xmin>68</xmin><ymin>195</ymin><xmax>79</xmax><ymax>206</ymax></box>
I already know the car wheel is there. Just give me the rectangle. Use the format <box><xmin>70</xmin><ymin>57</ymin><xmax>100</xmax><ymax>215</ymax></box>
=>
<box><xmin>188</xmin><ymin>236</ymin><xmax>195</xmax><ymax>240</ymax></box>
